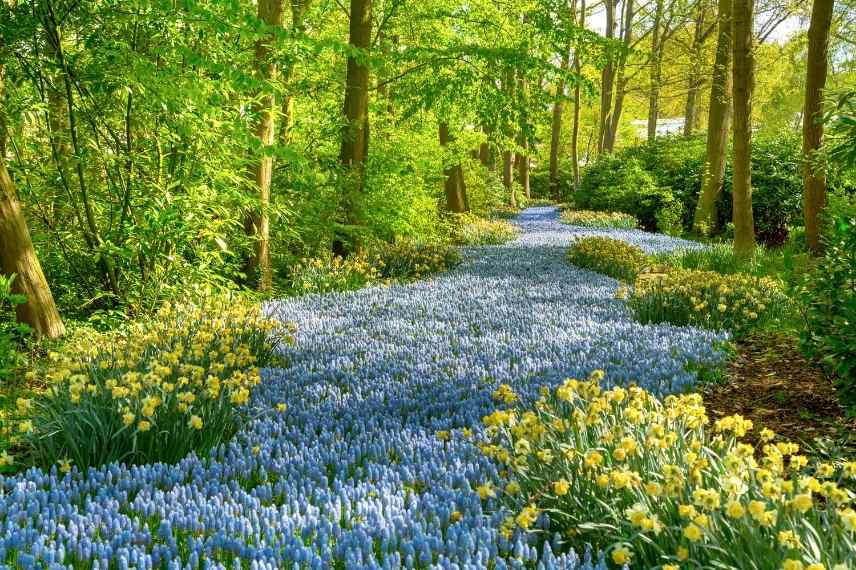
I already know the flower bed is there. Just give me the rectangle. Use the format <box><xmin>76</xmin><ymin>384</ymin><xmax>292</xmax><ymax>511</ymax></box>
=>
<box><xmin>567</xmin><ymin>237</ymin><xmax>651</xmax><ymax>283</ymax></box>
<box><xmin>0</xmin><ymin>207</ymin><xmax>726</xmax><ymax>568</ymax></box>
<box><xmin>560</xmin><ymin>210</ymin><xmax>638</xmax><ymax>230</ymax></box>
<box><xmin>480</xmin><ymin>371</ymin><xmax>856</xmax><ymax>569</ymax></box>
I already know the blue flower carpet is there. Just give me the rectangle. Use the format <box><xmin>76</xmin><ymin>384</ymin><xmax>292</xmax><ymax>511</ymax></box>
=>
<box><xmin>1</xmin><ymin>207</ymin><xmax>726</xmax><ymax>570</ymax></box>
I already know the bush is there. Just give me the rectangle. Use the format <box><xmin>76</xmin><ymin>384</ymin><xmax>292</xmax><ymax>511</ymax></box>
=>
<box><xmin>567</xmin><ymin>237</ymin><xmax>650</xmax><ymax>283</ymax></box>
<box><xmin>0</xmin><ymin>275</ymin><xmax>29</xmax><ymax>383</ymax></box>
<box><xmin>479</xmin><ymin>372</ymin><xmax>856</xmax><ymax>569</ymax></box>
<box><xmin>448</xmin><ymin>214</ymin><xmax>519</xmax><ymax>246</ymax></box>
<box><xmin>799</xmin><ymin>208</ymin><xmax>856</xmax><ymax>411</ymax></box>
<box><xmin>15</xmin><ymin>295</ymin><xmax>288</xmax><ymax>471</ymax></box>
<box><xmin>284</xmin><ymin>255</ymin><xmax>379</xmax><ymax>295</ymax></box>
<box><xmin>576</xmin><ymin>156</ymin><xmax>682</xmax><ymax>232</ymax></box>
<box><xmin>368</xmin><ymin>240</ymin><xmax>462</xmax><ymax>281</ymax></box>
<box><xmin>628</xmin><ymin>269</ymin><xmax>789</xmax><ymax>337</ymax></box>
<box><xmin>560</xmin><ymin>210</ymin><xmax>638</xmax><ymax>229</ymax></box>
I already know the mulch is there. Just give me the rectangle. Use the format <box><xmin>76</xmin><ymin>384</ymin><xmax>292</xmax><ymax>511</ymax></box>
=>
<box><xmin>702</xmin><ymin>333</ymin><xmax>856</xmax><ymax>455</ymax></box>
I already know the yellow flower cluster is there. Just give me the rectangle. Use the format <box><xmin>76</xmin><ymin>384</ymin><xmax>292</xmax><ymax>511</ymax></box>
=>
<box><xmin>567</xmin><ymin>237</ymin><xmax>650</xmax><ymax>283</ymax></box>
<box><xmin>449</xmin><ymin>214</ymin><xmax>519</xmax><ymax>246</ymax></box>
<box><xmin>629</xmin><ymin>268</ymin><xmax>788</xmax><ymax>336</ymax></box>
<box><xmin>478</xmin><ymin>371</ymin><xmax>856</xmax><ymax>568</ymax></box>
<box><xmin>560</xmin><ymin>210</ymin><xmax>638</xmax><ymax>229</ymax></box>
<box><xmin>13</xmin><ymin>296</ymin><xmax>289</xmax><ymax>469</ymax></box>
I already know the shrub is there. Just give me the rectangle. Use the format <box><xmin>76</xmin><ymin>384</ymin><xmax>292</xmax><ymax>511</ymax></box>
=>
<box><xmin>576</xmin><ymin>156</ymin><xmax>682</xmax><ymax>232</ymax></box>
<box><xmin>0</xmin><ymin>275</ymin><xmax>29</xmax><ymax>383</ymax></box>
<box><xmin>560</xmin><ymin>209</ymin><xmax>638</xmax><ymax>229</ymax></box>
<box><xmin>628</xmin><ymin>269</ymin><xmax>789</xmax><ymax>337</ymax></box>
<box><xmin>567</xmin><ymin>237</ymin><xmax>651</xmax><ymax>283</ymax></box>
<box><xmin>479</xmin><ymin>373</ymin><xmax>856</xmax><ymax>569</ymax></box>
<box><xmin>285</xmin><ymin>255</ymin><xmax>379</xmax><ymax>295</ymax></box>
<box><xmin>799</xmin><ymin>209</ymin><xmax>856</xmax><ymax>411</ymax></box>
<box><xmin>367</xmin><ymin>240</ymin><xmax>462</xmax><ymax>281</ymax></box>
<box><xmin>15</xmin><ymin>296</ymin><xmax>289</xmax><ymax>471</ymax></box>
<box><xmin>448</xmin><ymin>214</ymin><xmax>519</xmax><ymax>246</ymax></box>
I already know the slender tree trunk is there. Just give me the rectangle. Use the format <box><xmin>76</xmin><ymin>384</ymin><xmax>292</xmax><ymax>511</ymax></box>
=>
<box><xmin>0</xmin><ymin>159</ymin><xmax>65</xmax><ymax>339</ymax></box>
<box><xmin>571</xmin><ymin>0</ymin><xmax>585</xmax><ymax>190</ymax></box>
<box><xmin>598</xmin><ymin>0</ymin><xmax>616</xmax><ymax>153</ymax></box>
<box><xmin>245</xmin><ymin>0</ymin><xmax>282</xmax><ymax>292</ymax></box>
<box><xmin>731</xmin><ymin>0</ymin><xmax>755</xmax><ymax>258</ymax></box>
<box><xmin>648</xmin><ymin>0</ymin><xmax>665</xmax><ymax>141</ymax></box>
<box><xmin>549</xmin><ymin>49</ymin><xmax>570</xmax><ymax>199</ymax></box>
<box><xmin>278</xmin><ymin>0</ymin><xmax>312</xmax><ymax>145</ymax></box>
<box><xmin>439</xmin><ymin>123</ymin><xmax>468</xmax><ymax>213</ymax></box>
<box><xmin>803</xmin><ymin>0</ymin><xmax>834</xmax><ymax>255</ymax></box>
<box><xmin>335</xmin><ymin>0</ymin><xmax>372</xmax><ymax>256</ymax></box>
<box><xmin>503</xmin><ymin>150</ymin><xmax>515</xmax><ymax>207</ymax></box>
<box><xmin>605</xmin><ymin>0</ymin><xmax>634</xmax><ymax>152</ymax></box>
<box><xmin>516</xmin><ymin>144</ymin><xmax>530</xmax><ymax>199</ymax></box>
<box><xmin>693</xmin><ymin>0</ymin><xmax>732</xmax><ymax>234</ymax></box>
<box><xmin>683</xmin><ymin>2</ymin><xmax>708</xmax><ymax>136</ymax></box>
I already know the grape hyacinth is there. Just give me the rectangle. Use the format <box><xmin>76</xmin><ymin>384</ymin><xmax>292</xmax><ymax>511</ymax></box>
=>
<box><xmin>0</xmin><ymin>207</ymin><xmax>725</xmax><ymax>569</ymax></box>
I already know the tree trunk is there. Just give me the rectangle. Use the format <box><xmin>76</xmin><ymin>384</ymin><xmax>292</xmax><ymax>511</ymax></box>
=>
<box><xmin>693</xmin><ymin>0</ymin><xmax>732</xmax><ymax>234</ymax></box>
<box><xmin>278</xmin><ymin>0</ymin><xmax>312</xmax><ymax>145</ymax></box>
<box><xmin>549</xmin><ymin>48</ymin><xmax>570</xmax><ymax>199</ymax></box>
<box><xmin>597</xmin><ymin>0</ymin><xmax>616</xmax><ymax>154</ymax></box>
<box><xmin>683</xmin><ymin>1</ymin><xmax>708</xmax><ymax>136</ymax></box>
<box><xmin>647</xmin><ymin>0</ymin><xmax>665</xmax><ymax>141</ymax></box>
<box><xmin>731</xmin><ymin>0</ymin><xmax>755</xmax><ymax>258</ymax></box>
<box><xmin>503</xmin><ymin>150</ymin><xmax>515</xmax><ymax>207</ymax></box>
<box><xmin>0</xmin><ymin>159</ymin><xmax>65</xmax><ymax>339</ymax></box>
<box><xmin>604</xmin><ymin>0</ymin><xmax>634</xmax><ymax>152</ymax></box>
<box><xmin>516</xmin><ymin>146</ymin><xmax>530</xmax><ymax>200</ymax></box>
<box><xmin>439</xmin><ymin>123</ymin><xmax>468</xmax><ymax>213</ymax></box>
<box><xmin>245</xmin><ymin>0</ymin><xmax>282</xmax><ymax>292</ymax></box>
<box><xmin>571</xmin><ymin>0</ymin><xmax>585</xmax><ymax>190</ymax></box>
<box><xmin>335</xmin><ymin>0</ymin><xmax>372</xmax><ymax>256</ymax></box>
<box><xmin>802</xmin><ymin>0</ymin><xmax>834</xmax><ymax>255</ymax></box>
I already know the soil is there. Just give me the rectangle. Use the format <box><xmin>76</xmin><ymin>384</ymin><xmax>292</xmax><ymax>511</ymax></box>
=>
<box><xmin>702</xmin><ymin>333</ymin><xmax>856</xmax><ymax>456</ymax></box>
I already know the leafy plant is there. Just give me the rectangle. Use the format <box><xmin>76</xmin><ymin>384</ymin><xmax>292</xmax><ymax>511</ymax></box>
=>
<box><xmin>368</xmin><ymin>240</ymin><xmax>462</xmax><ymax>281</ymax></box>
<box><xmin>479</xmin><ymin>372</ymin><xmax>856</xmax><ymax>569</ymax></box>
<box><xmin>628</xmin><ymin>268</ymin><xmax>789</xmax><ymax>337</ymax></box>
<box><xmin>799</xmin><ymin>211</ymin><xmax>856</xmax><ymax>412</ymax></box>
<box><xmin>0</xmin><ymin>275</ymin><xmax>30</xmax><ymax>383</ymax></box>
<box><xmin>560</xmin><ymin>209</ymin><xmax>638</xmax><ymax>229</ymax></box>
<box><xmin>566</xmin><ymin>237</ymin><xmax>650</xmax><ymax>283</ymax></box>
<box><xmin>15</xmin><ymin>295</ymin><xmax>289</xmax><ymax>471</ymax></box>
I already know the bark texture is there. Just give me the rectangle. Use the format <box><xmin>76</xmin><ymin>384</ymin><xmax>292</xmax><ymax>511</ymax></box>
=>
<box><xmin>731</xmin><ymin>0</ymin><xmax>755</xmax><ymax>258</ymax></box>
<box><xmin>439</xmin><ymin>123</ymin><xmax>468</xmax><ymax>213</ymax></box>
<box><xmin>597</xmin><ymin>0</ymin><xmax>616</xmax><ymax>154</ymax></box>
<box><xmin>693</xmin><ymin>0</ymin><xmax>732</xmax><ymax>234</ymax></box>
<box><xmin>802</xmin><ymin>0</ymin><xmax>834</xmax><ymax>255</ymax></box>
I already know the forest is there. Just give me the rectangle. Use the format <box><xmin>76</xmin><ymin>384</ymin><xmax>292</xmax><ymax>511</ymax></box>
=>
<box><xmin>0</xmin><ymin>0</ymin><xmax>855</xmax><ymax>568</ymax></box>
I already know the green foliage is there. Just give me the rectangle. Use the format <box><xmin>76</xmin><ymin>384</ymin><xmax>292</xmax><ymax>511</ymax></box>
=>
<box><xmin>824</xmin><ymin>88</ymin><xmax>856</xmax><ymax>168</ymax></box>
<box><xmin>481</xmin><ymin>375</ymin><xmax>856</xmax><ymax>569</ymax></box>
<box><xmin>0</xmin><ymin>276</ymin><xmax>29</xmax><ymax>383</ymax></box>
<box><xmin>560</xmin><ymin>209</ymin><xmax>638</xmax><ymax>229</ymax></box>
<box><xmin>448</xmin><ymin>214</ymin><xmax>519</xmax><ymax>245</ymax></box>
<box><xmin>576</xmin><ymin>156</ymin><xmax>681</xmax><ymax>232</ymax></box>
<box><xmin>16</xmin><ymin>296</ymin><xmax>287</xmax><ymax>471</ymax></box>
<box><xmin>799</xmin><ymin>201</ymin><xmax>856</xmax><ymax>412</ymax></box>
<box><xmin>283</xmin><ymin>256</ymin><xmax>380</xmax><ymax>296</ymax></box>
<box><xmin>566</xmin><ymin>237</ymin><xmax>650</xmax><ymax>283</ymax></box>
<box><xmin>628</xmin><ymin>269</ymin><xmax>790</xmax><ymax>337</ymax></box>
<box><xmin>368</xmin><ymin>240</ymin><xmax>463</xmax><ymax>281</ymax></box>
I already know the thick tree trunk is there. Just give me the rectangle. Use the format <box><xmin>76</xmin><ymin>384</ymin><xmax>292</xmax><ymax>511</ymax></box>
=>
<box><xmin>439</xmin><ymin>123</ymin><xmax>468</xmax><ymax>213</ymax></box>
<box><xmin>731</xmin><ymin>0</ymin><xmax>755</xmax><ymax>258</ymax></box>
<box><xmin>516</xmin><ymin>145</ymin><xmax>530</xmax><ymax>200</ymax></box>
<box><xmin>335</xmin><ymin>0</ymin><xmax>372</xmax><ymax>256</ymax></box>
<box><xmin>0</xmin><ymin>160</ymin><xmax>65</xmax><ymax>339</ymax></box>
<box><xmin>571</xmin><ymin>0</ymin><xmax>585</xmax><ymax>190</ymax></box>
<box><xmin>597</xmin><ymin>0</ymin><xmax>616</xmax><ymax>154</ymax></box>
<box><xmin>604</xmin><ymin>0</ymin><xmax>634</xmax><ymax>152</ymax></box>
<box><xmin>647</xmin><ymin>0</ymin><xmax>665</xmax><ymax>141</ymax></box>
<box><xmin>549</xmin><ymin>49</ymin><xmax>570</xmax><ymax>199</ymax></box>
<box><xmin>245</xmin><ymin>0</ymin><xmax>282</xmax><ymax>292</ymax></box>
<box><xmin>802</xmin><ymin>0</ymin><xmax>834</xmax><ymax>255</ymax></box>
<box><xmin>693</xmin><ymin>0</ymin><xmax>732</xmax><ymax>234</ymax></box>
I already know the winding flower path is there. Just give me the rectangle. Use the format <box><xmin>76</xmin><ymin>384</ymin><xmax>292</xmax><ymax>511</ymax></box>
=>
<box><xmin>3</xmin><ymin>207</ymin><xmax>726</xmax><ymax>570</ymax></box>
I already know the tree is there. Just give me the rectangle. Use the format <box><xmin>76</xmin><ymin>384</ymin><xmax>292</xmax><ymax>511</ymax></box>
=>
<box><xmin>279</xmin><ymin>0</ymin><xmax>314</xmax><ymax>145</ymax></box>
<box><xmin>439</xmin><ymin>123</ymin><xmax>468</xmax><ymax>212</ymax></box>
<box><xmin>549</xmin><ymin>0</ymin><xmax>574</xmax><ymax>200</ymax></box>
<box><xmin>731</xmin><ymin>0</ymin><xmax>755</xmax><ymax>258</ymax></box>
<box><xmin>603</xmin><ymin>0</ymin><xmax>635</xmax><ymax>152</ymax></box>
<box><xmin>597</xmin><ymin>0</ymin><xmax>617</xmax><ymax>154</ymax></box>
<box><xmin>246</xmin><ymin>0</ymin><xmax>283</xmax><ymax>292</ymax></box>
<box><xmin>335</xmin><ymin>0</ymin><xmax>372</xmax><ymax>256</ymax></box>
<box><xmin>0</xmin><ymin>157</ymin><xmax>65</xmax><ymax>339</ymax></box>
<box><xmin>802</xmin><ymin>0</ymin><xmax>835</xmax><ymax>255</ymax></box>
<box><xmin>693</xmin><ymin>0</ymin><xmax>732</xmax><ymax>233</ymax></box>
<box><xmin>571</xmin><ymin>0</ymin><xmax>586</xmax><ymax>190</ymax></box>
<box><xmin>683</xmin><ymin>0</ymin><xmax>716</xmax><ymax>136</ymax></box>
